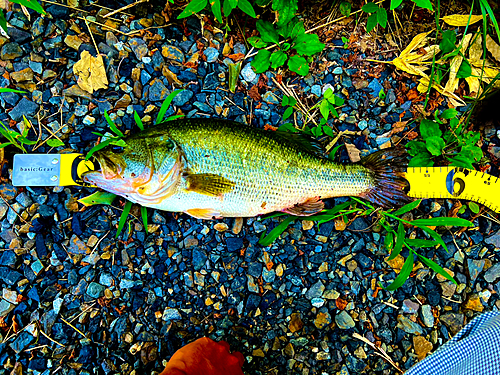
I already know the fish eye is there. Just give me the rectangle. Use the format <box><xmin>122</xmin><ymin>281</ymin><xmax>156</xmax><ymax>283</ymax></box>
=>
<box><xmin>112</xmin><ymin>145</ymin><xmax>125</xmax><ymax>153</ymax></box>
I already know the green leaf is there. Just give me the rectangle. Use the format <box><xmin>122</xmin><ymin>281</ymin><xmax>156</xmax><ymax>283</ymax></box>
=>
<box><xmin>257</xmin><ymin>20</ymin><xmax>279</xmax><ymax>44</ymax></box>
<box><xmin>362</xmin><ymin>2</ymin><xmax>379</xmax><ymax>13</ymax></box>
<box><xmin>415</xmin><ymin>252</ymin><xmax>457</xmax><ymax>284</ymax></box>
<box><xmin>251</xmin><ymin>49</ymin><xmax>272</xmax><ymax>73</ymax></box>
<box><xmin>270</xmin><ymin>50</ymin><xmax>288</xmax><ymax>69</ymax></box>
<box><xmin>457</xmin><ymin>59</ymin><xmax>472</xmax><ymax>78</ymax></box>
<box><xmin>166</xmin><ymin>114</ymin><xmax>185</xmax><ymax>122</ymax></box>
<box><xmin>323</xmin><ymin>88</ymin><xmax>333</xmax><ymax>99</ymax></box>
<box><xmin>288</xmin><ymin>96</ymin><xmax>297</xmax><ymax>106</ymax></box>
<box><xmin>408</xmin><ymin>153</ymin><xmax>434</xmax><ymax>167</ymax></box>
<box><xmin>384</xmin><ymin>252</ymin><xmax>414</xmax><ymax>291</ymax></box>
<box><xmin>104</xmin><ymin>111</ymin><xmax>124</xmax><ymax>138</ymax></box>
<box><xmin>339</xmin><ymin>1</ymin><xmax>351</xmax><ymax>16</ymax></box>
<box><xmin>420</xmin><ymin>119</ymin><xmax>442</xmax><ymax>139</ymax></box>
<box><xmin>293</xmin><ymin>33</ymin><xmax>326</xmax><ymax>56</ymax></box>
<box><xmin>86</xmin><ymin>138</ymin><xmax>116</xmax><ymax>160</ymax></box>
<box><xmin>283</xmin><ymin>106</ymin><xmax>294</xmax><ymax>120</ymax></box>
<box><xmin>223</xmin><ymin>0</ymin><xmax>236</xmax><ymax>15</ymax></box>
<box><xmin>366</xmin><ymin>13</ymin><xmax>378</xmax><ymax>32</ymax></box>
<box><xmin>10</xmin><ymin>0</ymin><xmax>46</xmax><ymax>14</ymax></box>
<box><xmin>0</xmin><ymin>10</ymin><xmax>7</xmax><ymax>33</ymax></box>
<box><xmin>323</xmin><ymin>125</ymin><xmax>334</xmax><ymax>137</ymax></box>
<box><xmin>459</xmin><ymin>145</ymin><xmax>482</xmax><ymax>161</ymax></box>
<box><xmin>116</xmin><ymin>201</ymin><xmax>133</xmax><ymax>238</ymax></box>
<box><xmin>440</xmin><ymin>108</ymin><xmax>458</xmax><ymax>120</ymax></box>
<box><xmin>405</xmin><ymin>238</ymin><xmax>439</xmax><ymax>247</ymax></box>
<box><xmin>384</xmin><ymin>231</ymin><xmax>394</xmax><ymax>251</ymax></box>
<box><xmin>320</xmin><ymin>99</ymin><xmax>330</xmax><ymax>121</ymax></box>
<box><xmin>393</xmin><ymin>199</ymin><xmax>422</xmax><ymax>216</ymax></box>
<box><xmin>377</xmin><ymin>7</ymin><xmax>388</xmax><ymax>28</ymax></box>
<box><xmin>406</xmin><ymin>141</ymin><xmax>428</xmax><ymax>156</ymax></box>
<box><xmin>426</xmin><ymin>136</ymin><xmax>445</xmax><ymax>156</ymax></box>
<box><xmin>468</xmin><ymin>201</ymin><xmax>480</xmax><ymax>214</ymax></box>
<box><xmin>46</xmin><ymin>138</ymin><xmax>65</xmax><ymax>148</ymax></box>
<box><xmin>272</xmin><ymin>0</ymin><xmax>298</xmax><ymax>26</ymax></box>
<box><xmin>411</xmin><ymin>0</ymin><xmax>433</xmax><ymax>11</ymax></box>
<box><xmin>141</xmin><ymin>206</ymin><xmax>148</xmax><ymax>234</ymax></box>
<box><xmin>0</xmin><ymin>88</ymin><xmax>26</xmax><ymax>94</ymax></box>
<box><xmin>447</xmin><ymin>155</ymin><xmax>474</xmax><ymax>169</ymax></box>
<box><xmin>328</xmin><ymin>144</ymin><xmax>343</xmax><ymax>160</ymax></box>
<box><xmin>278</xmin><ymin>22</ymin><xmax>294</xmax><ymax>38</ymax></box>
<box><xmin>228</xmin><ymin>61</ymin><xmax>242</xmax><ymax>94</ymax></box>
<box><xmin>278</xmin><ymin>122</ymin><xmax>298</xmax><ymax>133</ymax></box>
<box><xmin>248</xmin><ymin>36</ymin><xmax>268</xmax><ymax>48</ymax></box>
<box><xmin>290</xmin><ymin>21</ymin><xmax>305</xmax><ymax>40</ymax></box>
<box><xmin>210</xmin><ymin>0</ymin><xmax>223</xmax><ymax>23</ymax></box>
<box><xmin>177</xmin><ymin>0</ymin><xmax>208</xmax><ymax>18</ymax></box>
<box><xmin>287</xmin><ymin>55</ymin><xmax>309</xmax><ymax>75</ymax></box>
<box><xmin>134</xmin><ymin>111</ymin><xmax>144</xmax><ymax>131</ymax></box>
<box><xmin>78</xmin><ymin>191</ymin><xmax>117</xmax><ymax>206</ymax></box>
<box><xmin>0</xmin><ymin>142</ymin><xmax>13</xmax><ymax>149</ymax></box>
<box><xmin>282</xmin><ymin>95</ymin><xmax>289</xmax><ymax>106</ymax></box>
<box><xmin>411</xmin><ymin>217</ymin><xmax>473</xmax><ymax>227</ymax></box>
<box><xmin>259</xmin><ymin>216</ymin><xmax>296</xmax><ymax>246</ymax></box>
<box><xmin>388</xmin><ymin>221</ymin><xmax>405</xmax><ymax>261</ymax></box>
<box><xmin>17</xmin><ymin>136</ymin><xmax>37</xmax><ymax>145</ymax></box>
<box><xmin>439</xmin><ymin>30</ymin><xmax>456</xmax><ymax>54</ymax></box>
<box><xmin>390</xmin><ymin>0</ymin><xmax>404</xmax><ymax>10</ymax></box>
<box><xmin>156</xmin><ymin>89</ymin><xmax>184</xmax><ymax>124</ymax></box>
<box><xmin>255</xmin><ymin>0</ymin><xmax>271</xmax><ymax>5</ymax></box>
<box><xmin>237</xmin><ymin>0</ymin><xmax>256</xmax><ymax>17</ymax></box>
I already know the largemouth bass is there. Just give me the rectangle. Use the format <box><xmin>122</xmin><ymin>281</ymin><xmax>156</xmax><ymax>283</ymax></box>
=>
<box><xmin>82</xmin><ymin>118</ymin><xmax>411</xmax><ymax>219</ymax></box>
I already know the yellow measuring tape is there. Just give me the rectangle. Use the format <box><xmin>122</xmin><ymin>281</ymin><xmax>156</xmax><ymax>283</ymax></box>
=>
<box><xmin>406</xmin><ymin>166</ymin><xmax>500</xmax><ymax>213</ymax></box>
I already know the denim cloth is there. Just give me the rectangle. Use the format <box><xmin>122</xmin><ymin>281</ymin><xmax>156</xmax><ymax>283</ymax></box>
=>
<box><xmin>406</xmin><ymin>311</ymin><xmax>500</xmax><ymax>375</ymax></box>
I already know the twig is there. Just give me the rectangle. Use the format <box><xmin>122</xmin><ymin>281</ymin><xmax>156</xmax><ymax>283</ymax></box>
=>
<box><xmin>103</xmin><ymin>0</ymin><xmax>148</xmax><ymax>18</ymax></box>
<box><xmin>85</xmin><ymin>18</ymin><xmax>100</xmax><ymax>55</ymax></box>
<box><xmin>60</xmin><ymin>317</ymin><xmax>88</xmax><ymax>339</ymax></box>
<box><xmin>325</xmin><ymin>130</ymin><xmax>360</xmax><ymax>153</ymax></box>
<box><xmin>40</xmin><ymin>329</ymin><xmax>66</xmax><ymax>347</ymax></box>
<box><xmin>76</xmin><ymin>16</ymin><xmax>129</xmax><ymax>36</ymax></box>
<box><xmin>353</xmin><ymin>332</ymin><xmax>403</xmax><ymax>373</ymax></box>
<box><xmin>0</xmin><ymin>196</ymin><xmax>28</xmax><ymax>224</ymax></box>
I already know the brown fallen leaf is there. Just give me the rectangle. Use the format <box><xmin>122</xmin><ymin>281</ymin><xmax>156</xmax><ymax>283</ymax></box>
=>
<box><xmin>345</xmin><ymin>143</ymin><xmax>360</xmax><ymax>162</ymax></box>
<box><xmin>73</xmin><ymin>51</ymin><xmax>108</xmax><ymax>94</ymax></box>
<box><xmin>486</xmin><ymin>35</ymin><xmax>500</xmax><ymax>63</ymax></box>
<box><xmin>248</xmin><ymin>85</ymin><xmax>261</xmax><ymax>101</ymax></box>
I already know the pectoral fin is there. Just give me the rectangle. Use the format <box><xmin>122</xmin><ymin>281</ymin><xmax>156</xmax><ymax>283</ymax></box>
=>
<box><xmin>185</xmin><ymin>208</ymin><xmax>222</xmax><ymax>220</ymax></box>
<box><xmin>185</xmin><ymin>173</ymin><xmax>235</xmax><ymax>196</ymax></box>
<box><xmin>283</xmin><ymin>197</ymin><xmax>324</xmax><ymax>216</ymax></box>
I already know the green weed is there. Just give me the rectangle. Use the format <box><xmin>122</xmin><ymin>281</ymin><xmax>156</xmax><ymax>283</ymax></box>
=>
<box><xmin>250</xmin><ymin>19</ymin><xmax>325</xmax><ymax>76</ymax></box>
<box><xmin>0</xmin><ymin>116</ymin><xmax>37</xmax><ymax>153</ymax></box>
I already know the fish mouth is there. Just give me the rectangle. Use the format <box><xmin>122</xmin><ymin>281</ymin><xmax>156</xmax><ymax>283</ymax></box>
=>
<box><xmin>81</xmin><ymin>151</ymin><xmax>125</xmax><ymax>185</ymax></box>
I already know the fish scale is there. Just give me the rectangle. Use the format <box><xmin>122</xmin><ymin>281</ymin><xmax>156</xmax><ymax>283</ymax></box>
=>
<box><xmin>83</xmin><ymin>118</ymin><xmax>410</xmax><ymax>218</ymax></box>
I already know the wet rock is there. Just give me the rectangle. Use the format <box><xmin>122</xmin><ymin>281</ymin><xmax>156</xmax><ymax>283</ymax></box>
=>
<box><xmin>10</xmin><ymin>98</ymin><xmax>38</xmax><ymax>121</ymax></box>
<box><xmin>335</xmin><ymin>311</ymin><xmax>355</xmax><ymax>329</ymax></box>
<box><xmin>413</xmin><ymin>336</ymin><xmax>433</xmax><ymax>360</ymax></box>
<box><xmin>162</xmin><ymin>45</ymin><xmax>184</xmax><ymax>62</ymax></box>
<box><xmin>421</xmin><ymin>305</ymin><xmax>434</xmax><ymax>327</ymax></box>
<box><xmin>289</xmin><ymin>313</ymin><xmax>303</xmax><ymax>332</ymax></box>
<box><xmin>396</xmin><ymin>315</ymin><xmax>423</xmax><ymax>334</ymax></box>
<box><xmin>484</xmin><ymin>264</ymin><xmax>500</xmax><ymax>283</ymax></box>
<box><xmin>149</xmin><ymin>78</ymin><xmax>169</xmax><ymax>102</ymax></box>
<box><xmin>129</xmin><ymin>38</ymin><xmax>149</xmax><ymax>60</ymax></box>
<box><xmin>440</xmin><ymin>313</ymin><xmax>464</xmax><ymax>335</ymax></box>
<box><xmin>1</xmin><ymin>43</ymin><xmax>23</xmax><ymax>59</ymax></box>
<box><xmin>314</xmin><ymin>311</ymin><xmax>332</xmax><ymax>329</ymax></box>
<box><xmin>306</xmin><ymin>280</ymin><xmax>325</xmax><ymax>299</ymax></box>
<box><xmin>11</xmin><ymin>68</ymin><xmax>33</xmax><ymax>82</ymax></box>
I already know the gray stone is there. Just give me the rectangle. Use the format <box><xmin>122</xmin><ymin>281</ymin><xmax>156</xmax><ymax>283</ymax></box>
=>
<box><xmin>306</xmin><ymin>280</ymin><xmax>325</xmax><ymax>299</ymax></box>
<box><xmin>162</xmin><ymin>307</ymin><xmax>182</xmax><ymax>321</ymax></box>
<box><xmin>129</xmin><ymin>38</ymin><xmax>148</xmax><ymax>60</ymax></box>
<box><xmin>335</xmin><ymin>311</ymin><xmax>355</xmax><ymax>329</ymax></box>
<box><xmin>484</xmin><ymin>264</ymin><xmax>500</xmax><ymax>283</ymax></box>
<box><xmin>396</xmin><ymin>315</ymin><xmax>423</xmax><ymax>334</ymax></box>
<box><xmin>9</xmin><ymin>98</ymin><xmax>38</xmax><ymax>121</ymax></box>
<box><xmin>485</xmin><ymin>232</ymin><xmax>500</xmax><ymax>248</ymax></box>
<box><xmin>421</xmin><ymin>305</ymin><xmax>434</xmax><ymax>327</ymax></box>
<box><xmin>440</xmin><ymin>313</ymin><xmax>464</xmax><ymax>335</ymax></box>
<box><xmin>1</xmin><ymin>43</ymin><xmax>23</xmax><ymax>60</ymax></box>
<box><xmin>204</xmin><ymin>47</ymin><xmax>219</xmax><ymax>63</ymax></box>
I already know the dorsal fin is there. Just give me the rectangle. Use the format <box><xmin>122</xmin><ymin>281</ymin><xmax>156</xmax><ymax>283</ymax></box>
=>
<box><xmin>274</xmin><ymin>130</ymin><xmax>326</xmax><ymax>157</ymax></box>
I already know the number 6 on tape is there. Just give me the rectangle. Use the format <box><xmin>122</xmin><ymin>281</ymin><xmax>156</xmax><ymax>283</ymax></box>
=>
<box><xmin>406</xmin><ymin>166</ymin><xmax>500</xmax><ymax>213</ymax></box>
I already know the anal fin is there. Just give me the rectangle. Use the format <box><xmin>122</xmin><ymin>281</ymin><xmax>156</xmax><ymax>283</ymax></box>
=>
<box><xmin>283</xmin><ymin>197</ymin><xmax>324</xmax><ymax>216</ymax></box>
<box><xmin>185</xmin><ymin>173</ymin><xmax>235</xmax><ymax>197</ymax></box>
<box><xmin>185</xmin><ymin>208</ymin><xmax>222</xmax><ymax>220</ymax></box>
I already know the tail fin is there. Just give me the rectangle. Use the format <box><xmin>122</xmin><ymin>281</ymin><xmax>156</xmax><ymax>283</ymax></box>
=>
<box><xmin>358</xmin><ymin>147</ymin><xmax>412</xmax><ymax>208</ymax></box>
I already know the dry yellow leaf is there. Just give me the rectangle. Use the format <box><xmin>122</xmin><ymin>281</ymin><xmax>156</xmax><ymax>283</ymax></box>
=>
<box><xmin>441</xmin><ymin>14</ymin><xmax>483</xmax><ymax>26</ymax></box>
<box><xmin>400</xmin><ymin>30</ymin><xmax>433</xmax><ymax>57</ymax></box>
<box><xmin>486</xmin><ymin>34</ymin><xmax>500</xmax><ymax>63</ymax></box>
<box><xmin>73</xmin><ymin>51</ymin><xmax>108</xmax><ymax>94</ymax></box>
<box><xmin>469</xmin><ymin>33</ymin><xmax>483</xmax><ymax>62</ymax></box>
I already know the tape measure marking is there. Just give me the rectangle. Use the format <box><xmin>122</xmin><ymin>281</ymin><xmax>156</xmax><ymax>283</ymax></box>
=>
<box><xmin>406</xmin><ymin>166</ymin><xmax>500</xmax><ymax>213</ymax></box>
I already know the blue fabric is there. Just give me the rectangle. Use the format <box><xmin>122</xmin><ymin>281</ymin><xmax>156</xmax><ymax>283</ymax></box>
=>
<box><xmin>406</xmin><ymin>311</ymin><xmax>500</xmax><ymax>375</ymax></box>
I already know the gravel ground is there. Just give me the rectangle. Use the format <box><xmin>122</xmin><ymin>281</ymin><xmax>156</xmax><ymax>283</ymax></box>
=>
<box><xmin>0</xmin><ymin>3</ymin><xmax>500</xmax><ymax>375</ymax></box>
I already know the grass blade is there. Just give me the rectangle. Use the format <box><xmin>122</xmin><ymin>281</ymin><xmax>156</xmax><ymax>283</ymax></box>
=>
<box><xmin>86</xmin><ymin>139</ymin><xmax>115</xmax><ymax>160</ymax></box>
<box><xmin>405</xmin><ymin>238</ymin><xmax>439</xmax><ymax>247</ymax></box>
<box><xmin>104</xmin><ymin>111</ymin><xmax>124</xmax><ymax>137</ymax></box>
<box><xmin>393</xmin><ymin>199</ymin><xmax>421</xmax><ymax>216</ymax></box>
<box><xmin>134</xmin><ymin>111</ymin><xmax>144</xmax><ymax>131</ymax></box>
<box><xmin>384</xmin><ymin>251</ymin><xmax>414</xmax><ymax>291</ymax></box>
<box><xmin>259</xmin><ymin>216</ymin><xmax>296</xmax><ymax>246</ymax></box>
<box><xmin>416</xmin><ymin>224</ymin><xmax>447</xmax><ymax>251</ymax></box>
<box><xmin>116</xmin><ymin>201</ymin><xmax>132</xmax><ymax>238</ymax></box>
<box><xmin>410</xmin><ymin>217</ymin><xmax>472</xmax><ymax>227</ymax></box>
<box><xmin>414</xmin><ymin>252</ymin><xmax>457</xmax><ymax>285</ymax></box>
<box><xmin>141</xmin><ymin>206</ymin><xmax>148</xmax><ymax>234</ymax></box>
<box><xmin>388</xmin><ymin>221</ymin><xmax>405</xmax><ymax>261</ymax></box>
<box><xmin>0</xmin><ymin>88</ymin><xmax>26</xmax><ymax>94</ymax></box>
<box><xmin>78</xmin><ymin>192</ymin><xmax>117</xmax><ymax>206</ymax></box>
<box><xmin>156</xmin><ymin>89</ymin><xmax>184</xmax><ymax>124</ymax></box>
